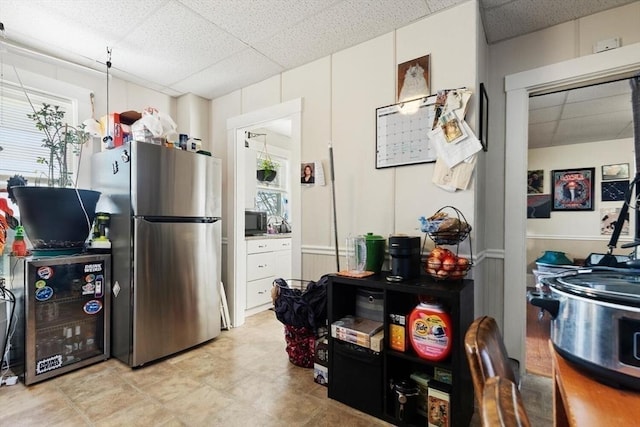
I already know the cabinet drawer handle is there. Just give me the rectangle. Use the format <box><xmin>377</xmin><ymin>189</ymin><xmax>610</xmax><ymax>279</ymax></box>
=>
<box><xmin>258</xmin><ymin>244</ymin><xmax>267</xmax><ymax>248</ymax></box>
<box><xmin>258</xmin><ymin>264</ymin><xmax>268</xmax><ymax>268</ymax></box>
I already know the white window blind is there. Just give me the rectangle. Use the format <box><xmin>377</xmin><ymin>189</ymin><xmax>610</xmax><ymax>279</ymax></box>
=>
<box><xmin>0</xmin><ymin>83</ymin><xmax>74</xmax><ymax>181</ymax></box>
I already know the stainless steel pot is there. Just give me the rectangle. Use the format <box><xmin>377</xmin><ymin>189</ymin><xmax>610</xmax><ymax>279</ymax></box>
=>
<box><xmin>529</xmin><ymin>270</ymin><xmax>640</xmax><ymax>390</ymax></box>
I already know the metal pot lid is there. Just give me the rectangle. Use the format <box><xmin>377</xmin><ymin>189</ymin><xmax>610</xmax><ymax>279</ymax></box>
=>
<box><xmin>546</xmin><ymin>271</ymin><xmax>640</xmax><ymax>306</ymax></box>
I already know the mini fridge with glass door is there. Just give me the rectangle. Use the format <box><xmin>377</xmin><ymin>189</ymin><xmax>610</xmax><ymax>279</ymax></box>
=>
<box><xmin>9</xmin><ymin>253</ymin><xmax>110</xmax><ymax>385</ymax></box>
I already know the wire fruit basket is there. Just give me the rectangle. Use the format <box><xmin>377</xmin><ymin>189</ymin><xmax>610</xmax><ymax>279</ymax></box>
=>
<box><xmin>420</xmin><ymin>206</ymin><xmax>473</xmax><ymax>281</ymax></box>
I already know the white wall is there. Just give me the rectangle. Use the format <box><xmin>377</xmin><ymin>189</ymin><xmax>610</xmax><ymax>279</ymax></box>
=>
<box><xmin>210</xmin><ymin>2</ymin><xmax>483</xmax><ymax>290</ymax></box>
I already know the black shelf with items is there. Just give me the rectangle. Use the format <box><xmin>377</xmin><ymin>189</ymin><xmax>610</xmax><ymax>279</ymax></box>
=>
<box><xmin>327</xmin><ymin>273</ymin><xmax>474</xmax><ymax>427</ymax></box>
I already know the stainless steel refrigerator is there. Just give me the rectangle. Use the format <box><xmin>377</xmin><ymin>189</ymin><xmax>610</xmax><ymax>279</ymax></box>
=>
<box><xmin>92</xmin><ymin>142</ymin><xmax>221</xmax><ymax>367</ymax></box>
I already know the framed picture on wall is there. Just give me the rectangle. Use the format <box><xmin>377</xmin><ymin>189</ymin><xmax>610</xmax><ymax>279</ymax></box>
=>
<box><xmin>527</xmin><ymin>194</ymin><xmax>551</xmax><ymax>219</ymax></box>
<box><xmin>527</xmin><ymin>169</ymin><xmax>544</xmax><ymax>194</ymax></box>
<box><xmin>602</xmin><ymin>163</ymin><xmax>630</xmax><ymax>181</ymax></box>
<box><xmin>397</xmin><ymin>55</ymin><xmax>430</xmax><ymax>102</ymax></box>
<box><xmin>601</xmin><ymin>180</ymin><xmax>629</xmax><ymax>202</ymax></box>
<box><xmin>479</xmin><ymin>83</ymin><xmax>488</xmax><ymax>152</ymax></box>
<box><xmin>551</xmin><ymin>168</ymin><xmax>595</xmax><ymax>211</ymax></box>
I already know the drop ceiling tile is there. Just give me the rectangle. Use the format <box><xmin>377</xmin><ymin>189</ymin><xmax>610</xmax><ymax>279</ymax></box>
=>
<box><xmin>529</xmin><ymin>105</ymin><xmax>562</xmax><ymax>125</ymax></box>
<box><xmin>482</xmin><ymin>0</ymin><xmax>637</xmax><ymax>44</ymax></box>
<box><xmin>179</xmin><ymin>0</ymin><xmax>342</xmax><ymax>44</ymax></box>
<box><xmin>529</xmin><ymin>92</ymin><xmax>566</xmax><ymax>110</ymax></box>
<box><xmin>553</xmin><ymin>111</ymin><xmax>630</xmax><ymax>144</ymax></box>
<box><xmin>528</xmin><ymin>121</ymin><xmax>556</xmax><ymax>149</ymax></box>
<box><xmin>254</xmin><ymin>0</ymin><xmax>429</xmax><ymax>69</ymax></box>
<box><xmin>565</xmin><ymin>79</ymin><xmax>630</xmax><ymax>103</ymax></box>
<box><xmin>171</xmin><ymin>49</ymin><xmax>284</xmax><ymax>99</ymax></box>
<box><xmin>561</xmin><ymin>94</ymin><xmax>632</xmax><ymax>120</ymax></box>
<box><xmin>425</xmin><ymin>0</ymin><xmax>468</xmax><ymax>13</ymax></box>
<box><xmin>115</xmin><ymin>1</ymin><xmax>248</xmax><ymax>86</ymax></box>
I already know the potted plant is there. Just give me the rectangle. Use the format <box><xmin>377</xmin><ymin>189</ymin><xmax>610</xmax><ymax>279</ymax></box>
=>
<box><xmin>9</xmin><ymin>103</ymin><xmax>100</xmax><ymax>253</ymax></box>
<box><xmin>257</xmin><ymin>156</ymin><xmax>279</xmax><ymax>182</ymax></box>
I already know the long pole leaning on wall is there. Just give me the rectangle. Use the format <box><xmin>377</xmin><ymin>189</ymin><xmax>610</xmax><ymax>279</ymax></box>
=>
<box><xmin>329</xmin><ymin>142</ymin><xmax>340</xmax><ymax>271</ymax></box>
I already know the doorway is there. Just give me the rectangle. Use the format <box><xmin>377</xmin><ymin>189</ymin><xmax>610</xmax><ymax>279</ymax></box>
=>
<box><xmin>227</xmin><ymin>99</ymin><xmax>302</xmax><ymax>327</ymax></box>
<box><xmin>524</xmin><ymin>78</ymin><xmax>636</xmax><ymax>375</ymax></box>
<box><xmin>503</xmin><ymin>43</ymin><xmax>640</xmax><ymax>368</ymax></box>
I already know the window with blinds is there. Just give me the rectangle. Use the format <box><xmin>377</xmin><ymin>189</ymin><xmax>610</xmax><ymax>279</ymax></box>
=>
<box><xmin>0</xmin><ymin>83</ymin><xmax>75</xmax><ymax>181</ymax></box>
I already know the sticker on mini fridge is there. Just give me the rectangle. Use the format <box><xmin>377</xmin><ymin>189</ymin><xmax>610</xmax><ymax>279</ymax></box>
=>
<box><xmin>36</xmin><ymin>354</ymin><xmax>63</xmax><ymax>375</ymax></box>
<box><xmin>84</xmin><ymin>299</ymin><xmax>103</xmax><ymax>315</ymax></box>
<box><xmin>37</xmin><ymin>266</ymin><xmax>54</xmax><ymax>280</ymax></box>
<box><xmin>35</xmin><ymin>286</ymin><xmax>54</xmax><ymax>301</ymax></box>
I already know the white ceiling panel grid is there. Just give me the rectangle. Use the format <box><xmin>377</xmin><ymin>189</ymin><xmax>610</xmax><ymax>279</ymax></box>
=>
<box><xmin>0</xmin><ymin>0</ymin><xmax>636</xmax><ymax>148</ymax></box>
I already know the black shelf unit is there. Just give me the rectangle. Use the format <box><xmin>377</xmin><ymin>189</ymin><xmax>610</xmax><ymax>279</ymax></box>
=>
<box><xmin>327</xmin><ymin>273</ymin><xmax>474</xmax><ymax>427</ymax></box>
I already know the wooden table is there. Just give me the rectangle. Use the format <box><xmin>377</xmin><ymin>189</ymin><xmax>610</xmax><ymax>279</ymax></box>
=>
<box><xmin>550</xmin><ymin>341</ymin><xmax>640</xmax><ymax>427</ymax></box>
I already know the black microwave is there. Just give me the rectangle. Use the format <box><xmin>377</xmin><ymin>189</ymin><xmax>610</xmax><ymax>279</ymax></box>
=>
<box><xmin>245</xmin><ymin>210</ymin><xmax>268</xmax><ymax>236</ymax></box>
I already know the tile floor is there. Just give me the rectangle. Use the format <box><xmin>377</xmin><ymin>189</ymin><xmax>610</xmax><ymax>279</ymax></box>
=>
<box><xmin>0</xmin><ymin>309</ymin><xmax>552</xmax><ymax>426</ymax></box>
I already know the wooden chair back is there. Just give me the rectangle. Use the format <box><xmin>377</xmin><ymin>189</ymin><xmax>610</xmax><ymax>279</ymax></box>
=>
<box><xmin>481</xmin><ymin>376</ymin><xmax>531</xmax><ymax>427</ymax></box>
<box><xmin>464</xmin><ymin>315</ymin><xmax>518</xmax><ymax>408</ymax></box>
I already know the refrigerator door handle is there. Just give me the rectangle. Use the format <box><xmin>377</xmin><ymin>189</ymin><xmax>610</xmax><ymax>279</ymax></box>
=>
<box><xmin>139</xmin><ymin>216</ymin><xmax>221</xmax><ymax>223</ymax></box>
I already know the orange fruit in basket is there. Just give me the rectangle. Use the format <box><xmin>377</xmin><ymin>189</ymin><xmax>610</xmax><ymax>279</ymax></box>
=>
<box><xmin>442</xmin><ymin>256</ymin><xmax>457</xmax><ymax>271</ymax></box>
<box><xmin>457</xmin><ymin>257</ymin><xmax>470</xmax><ymax>269</ymax></box>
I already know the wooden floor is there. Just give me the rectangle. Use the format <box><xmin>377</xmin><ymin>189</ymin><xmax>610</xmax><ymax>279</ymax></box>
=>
<box><xmin>526</xmin><ymin>291</ymin><xmax>552</xmax><ymax>377</ymax></box>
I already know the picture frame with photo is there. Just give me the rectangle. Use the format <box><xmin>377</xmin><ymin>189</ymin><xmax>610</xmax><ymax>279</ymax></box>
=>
<box><xmin>397</xmin><ymin>55</ymin><xmax>430</xmax><ymax>102</ymax></box>
<box><xmin>602</xmin><ymin>163</ymin><xmax>629</xmax><ymax>181</ymax></box>
<box><xmin>551</xmin><ymin>168</ymin><xmax>595</xmax><ymax>211</ymax></box>
<box><xmin>527</xmin><ymin>169</ymin><xmax>544</xmax><ymax>194</ymax></box>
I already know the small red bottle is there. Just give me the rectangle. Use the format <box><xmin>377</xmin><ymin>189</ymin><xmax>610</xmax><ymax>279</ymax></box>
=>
<box><xmin>12</xmin><ymin>225</ymin><xmax>28</xmax><ymax>257</ymax></box>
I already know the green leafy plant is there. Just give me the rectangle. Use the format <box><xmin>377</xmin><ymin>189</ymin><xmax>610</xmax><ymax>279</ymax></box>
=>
<box><xmin>258</xmin><ymin>157</ymin><xmax>279</xmax><ymax>173</ymax></box>
<box><xmin>27</xmin><ymin>103</ymin><xmax>90</xmax><ymax>187</ymax></box>
<box><xmin>257</xmin><ymin>156</ymin><xmax>279</xmax><ymax>182</ymax></box>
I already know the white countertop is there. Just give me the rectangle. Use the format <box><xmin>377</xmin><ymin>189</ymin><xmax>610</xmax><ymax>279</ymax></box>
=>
<box><xmin>245</xmin><ymin>233</ymin><xmax>292</xmax><ymax>240</ymax></box>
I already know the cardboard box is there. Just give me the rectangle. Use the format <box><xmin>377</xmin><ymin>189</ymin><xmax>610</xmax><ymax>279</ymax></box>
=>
<box><xmin>370</xmin><ymin>330</ymin><xmax>384</xmax><ymax>352</ymax></box>
<box><xmin>389</xmin><ymin>313</ymin><xmax>408</xmax><ymax>352</ymax></box>
<box><xmin>314</xmin><ymin>337</ymin><xmax>329</xmax><ymax>367</ymax></box>
<box><xmin>434</xmin><ymin>367</ymin><xmax>452</xmax><ymax>385</ymax></box>
<box><xmin>428</xmin><ymin>380</ymin><xmax>451</xmax><ymax>427</ymax></box>
<box><xmin>331</xmin><ymin>316</ymin><xmax>383</xmax><ymax>349</ymax></box>
<box><xmin>410</xmin><ymin>371</ymin><xmax>431</xmax><ymax>417</ymax></box>
<box><xmin>314</xmin><ymin>363</ymin><xmax>328</xmax><ymax>386</ymax></box>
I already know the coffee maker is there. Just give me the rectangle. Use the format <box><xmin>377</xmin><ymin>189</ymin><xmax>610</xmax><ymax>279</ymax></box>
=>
<box><xmin>389</xmin><ymin>236</ymin><xmax>421</xmax><ymax>280</ymax></box>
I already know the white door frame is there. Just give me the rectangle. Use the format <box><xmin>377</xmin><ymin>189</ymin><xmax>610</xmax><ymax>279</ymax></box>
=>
<box><xmin>503</xmin><ymin>43</ymin><xmax>640</xmax><ymax>364</ymax></box>
<box><xmin>227</xmin><ymin>98</ymin><xmax>302</xmax><ymax>327</ymax></box>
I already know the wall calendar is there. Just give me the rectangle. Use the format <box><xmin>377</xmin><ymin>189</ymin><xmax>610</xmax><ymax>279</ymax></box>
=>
<box><xmin>376</xmin><ymin>95</ymin><xmax>438</xmax><ymax>168</ymax></box>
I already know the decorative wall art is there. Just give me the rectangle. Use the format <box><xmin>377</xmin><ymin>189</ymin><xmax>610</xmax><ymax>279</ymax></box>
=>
<box><xmin>601</xmin><ymin>180</ymin><xmax>629</xmax><ymax>202</ymax></box>
<box><xmin>602</xmin><ymin>163</ymin><xmax>630</xmax><ymax>181</ymax></box>
<box><xmin>527</xmin><ymin>194</ymin><xmax>551</xmax><ymax>219</ymax></box>
<box><xmin>600</xmin><ymin>207</ymin><xmax>629</xmax><ymax>236</ymax></box>
<box><xmin>397</xmin><ymin>55</ymin><xmax>430</xmax><ymax>102</ymax></box>
<box><xmin>527</xmin><ymin>169</ymin><xmax>544</xmax><ymax>194</ymax></box>
<box><xmin>479</xmin><ymin>83</ymin><xmax>488</xmax><ymax>152</ymax></box>
<box><xmin>551</xmin><ymin>168</ymin><xmax>595</xmax><ymax>211</ymax></box>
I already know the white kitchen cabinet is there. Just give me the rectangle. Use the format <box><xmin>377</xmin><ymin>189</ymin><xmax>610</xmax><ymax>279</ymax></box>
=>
<box><xmin>245</xmin><ymin>237</ymin><xmax>292</xmax><ymax>315</ymax></box>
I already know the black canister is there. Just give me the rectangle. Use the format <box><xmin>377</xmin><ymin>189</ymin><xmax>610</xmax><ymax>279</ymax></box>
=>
<box><xmin>389</xmin><ymin>236</ymin><xmax>421</xmax><ymax>280</ymax></box>
<box><xmin>393</xmin><ymin>379</ymin><xmax>419</xmax><ymax>423</ymax></box>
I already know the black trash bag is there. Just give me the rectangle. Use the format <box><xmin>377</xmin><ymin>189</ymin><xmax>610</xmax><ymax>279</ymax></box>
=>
<box><xmin>273</xmin><ymin>274</ymin><xmax>329</xmax><ymax>332</ymax></box>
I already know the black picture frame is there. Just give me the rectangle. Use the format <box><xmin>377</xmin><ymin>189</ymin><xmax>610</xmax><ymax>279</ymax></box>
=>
<box><xmin>551</xmin><ymin>168</ymin><xmax>595</xmax><ymax>211</ymax></box>
<box><xmin>479</xmin><ymin>83</ymin><xmax>488</xmax><ymax>152</ymax></box>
